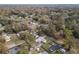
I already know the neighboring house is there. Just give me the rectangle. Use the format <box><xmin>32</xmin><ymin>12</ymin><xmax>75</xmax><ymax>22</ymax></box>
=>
<box><xmin>29</xmin><ymin>36</ymin><xmax>46</xmax><ymax>53</ymax></box>
<box><xmin>5</xmin><ymin>40</ymin><xmax>25</xmax><ymax>53</ymax></box>
<box><xmin>36</xmin><ymin>36</ymin><xmax>46</xmax><ymax>43</ymax></box>
<box><xmin>34</xmin><ymin>36</ymin><xmax>47</xmax><ymax>52</ymax></box>
<box><xmin>2</xmin><ymin>33</ymin><xmax>25</xmax><ymax>54</ymax></box>
<box><xmin>1</xmin><ymin>33</ymin><xmax>25</xmax><ymax>53</ymax></box>
<box><xmin>5</xmin><ymin>40</ymin><xmax>25</xmax><ymax>49</ymax></box>
<box><xmin>8</xmin><ymin>46</ymin><xmax>20</xmax><ymax>54</ymax></box>
<box><xmin>48</xmin><ymin>44</ymin><xmax>66</xmax><ymax>53</ymax></box>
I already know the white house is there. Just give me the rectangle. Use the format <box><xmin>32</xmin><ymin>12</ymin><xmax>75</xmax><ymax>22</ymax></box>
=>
<box><xmin>36</xmin><ymin>36</ymin><xmax>46</xmax><ymax>43</ymax></box>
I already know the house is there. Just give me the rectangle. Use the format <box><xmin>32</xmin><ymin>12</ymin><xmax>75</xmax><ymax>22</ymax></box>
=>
<box><xmin>36</xmin><ymin>36</ymin><xmax>46</xmax><ymax>43</ymax></box>
<box><xmin>49</xmin><ymin>44</ymin><xmax>62</xmax><ymax>52</ymax></box>
<box><xmin>8</xmin><ymin>46</ymin><xmax>20</xmax><ymax>54</ymax></box>
<box><xmin>48</xmin><ymin>44</ymin><xmax>66</xmax><ymax>53</ymax></box>
<box><xmin>29</xmin><ymin>36</ymin><xmax>46</xmax><ymax>53</ymax></box>
<box><xmin>5</xmin><ymin>40</ymin><xmax>25</xmax><ymax>50</ymax></box>
<box><xmin>1</xmin><ymin>33</ymin><xmax>25</xmax><ymax>53</ymax></box>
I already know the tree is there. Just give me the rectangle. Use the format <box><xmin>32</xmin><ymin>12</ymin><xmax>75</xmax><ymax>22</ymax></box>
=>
<box><xmin>11</xmin><ymin>22</ymin><xmax>28</xmax><ymax>33</ymax></box>
<box><xmin>10</xmin><ymin>34</ymin><xmax>20</xmax><ymax>44</ymax></box>
<box><xmin>19</xmin><ymin>31</ymin><xmax>35</xmax><ymax>45</ymax></box>
<box><xmin>41</xmin><ymin>23</ymin><xmax>56</xmax><ymax>37</ymax></box>
<box><xmin>73</xmin><ymin>29</ymin><xmax>79</xmax><ymax>39</ymax></box>
<box><xmin>39</xmin><ymin>15</ymin><xmax>50</xmax><ymax>24</ymax></box>
<box><xmin>63</xmin><ymin>28</ymin><xmax>73</xmax><ymax>51</ymax></box>
<box><xmin>4</xmin><ymin>25</ymin><xmax>13</xmax><ymax>33</ymax></box>
<box><xmin>55</xmin><ymin>14</ymin><xmax>65</xmax><ymax>31</ymax></box>
<box><xmin>65</xmin><ymin>19</ymin><xmax>77</xmax><ymax>29</ymax></box>
<box><xmin>0</xmin><ymin>36</ymin><xmax>7</xmax><ymax>53</ymax></box>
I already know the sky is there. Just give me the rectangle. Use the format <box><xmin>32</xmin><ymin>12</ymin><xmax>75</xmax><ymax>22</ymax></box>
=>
<box><xmin>0</xmin><ymin>0</ymin><xmax>78</xmax><ymax>4</ymax></box>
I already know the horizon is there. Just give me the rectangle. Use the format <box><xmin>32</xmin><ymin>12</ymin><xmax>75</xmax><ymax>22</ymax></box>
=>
<box><xmin>0</xmin><ymin>4</ymin><xmax>79</xmax><ymax>8</ymax></box>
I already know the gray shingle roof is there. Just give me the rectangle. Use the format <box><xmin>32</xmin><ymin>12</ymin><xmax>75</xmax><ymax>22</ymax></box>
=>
<box><xmin>49</xmin><ymin>44</ymin><xmax>63</xmax><ymax>52</ymax></box>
